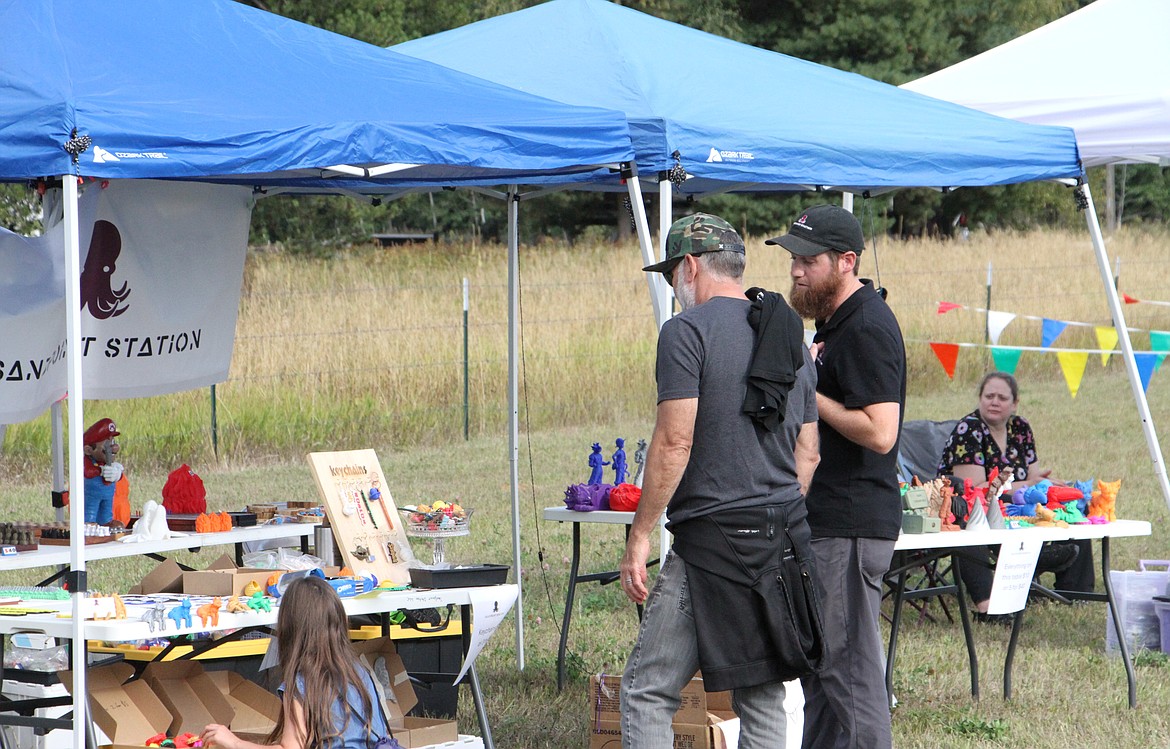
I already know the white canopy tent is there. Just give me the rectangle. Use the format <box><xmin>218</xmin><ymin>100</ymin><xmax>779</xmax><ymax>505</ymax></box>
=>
<box><xmin>902</xmin><ymin>0</ymin><xmax>1170</xmax><ymax>514</ymax></box>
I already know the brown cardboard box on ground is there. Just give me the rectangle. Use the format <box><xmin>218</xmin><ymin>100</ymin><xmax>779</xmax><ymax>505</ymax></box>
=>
<box><xmin>127</xmin><ymin>557</ymin><xmax>184</xmax><ymax>595</ymax></box>
<box><xmin>60</xmin><ymin>663</ymin><xmax>174</xmax><ymax>749</ymax></box>
<box><xmin>352</xmin><ymin>636</ymin><xmax>459</xmax><ymax>748</ymax></box>
<box><xmin>205</xmin><ymin>670</ymin><xmax>282</xmax><ymax>737</ymax></box>
<box><xmin>182</xmin><ymin>554</ymin><xmax>281</xmax><ymax>596</ymax></box>
<box><xmin>588</xmin><ymin>673</ymin><xmax>706</xmax><ymax>724</ymax></box>
<box><xmin>587</xmin><ymin>675</ymin><xmax>736</xmax><ymax>749</ymax></box>
<box><xmin>141</xmin><ymin>661</ymin><xmax>236</xmax><ymax>737</ymax></box>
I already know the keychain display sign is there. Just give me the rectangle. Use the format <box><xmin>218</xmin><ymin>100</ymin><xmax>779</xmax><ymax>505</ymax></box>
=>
<box><xmin>306</xmin><ymin>449</ymin><xmax>416</xmax><ymax>585</ymax></box>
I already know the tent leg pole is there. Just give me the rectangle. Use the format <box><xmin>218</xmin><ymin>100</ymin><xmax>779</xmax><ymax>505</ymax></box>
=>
<box><xmin>62</xmin><ymin>175</ymin><xmax>89</xmax><ymax>749</ymax></box>
<box><xmin>626</xmin><ymin>171</ymin><xmax>666</xmax><ymax>329</ymax></box>
<box><xmin>51</xmin><ymin>402</ymin><xmax>65</xmax><ymax>523</ymax></box>
<box><xmin>507</xmin><ymin>185</ymin><xmax>524</xmax><ymax>671</ymax></box>
<box><xmin>1081</xmin><ymin>184</ymin><xmax>1170</xmax><ymax>512</ymax></box>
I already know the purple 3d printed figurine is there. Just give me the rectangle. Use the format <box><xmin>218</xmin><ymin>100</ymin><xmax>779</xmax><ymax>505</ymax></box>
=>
<box><xmin>633</xmin><ymin>438</ymin><xmax>647</xmax><ymax>488</ymax></box>
<box><xmin>612</xmin><ymin>438</ymin><xmax>628</xmax><ymax>485</ymax></box>
<box><xmin>587</xmin><ymin>442</ymin><xmax>609</xmax><ymax>485</ymax></box>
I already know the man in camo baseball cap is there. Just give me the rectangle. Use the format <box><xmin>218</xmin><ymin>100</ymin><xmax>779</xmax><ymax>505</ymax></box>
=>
<box><xmin>643</xmin><ymin>213</ymin><xmax>745</xmax><ymax>285</ymax></box>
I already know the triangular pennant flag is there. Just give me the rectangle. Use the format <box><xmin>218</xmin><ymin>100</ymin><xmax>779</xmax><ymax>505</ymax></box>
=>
<box><xmin>1041</xmin><ymin>318</ymin><xmax>1068</xmax><ymax>348</ymax></box>
<box><xmin>1095</xmin><ymin>326</ymin><xmax>1119</xmax><ymax>367</ymax></box>
<box><xmin>990</xmin><ymin>347</ymin><xmax>1022</xmax><ymax>375</ymax></box>
<box><xmin>986</xmin><ymin>310</ymin><xmax>1017</xmax><ymax>345</ymax></box>
<box><xmin>1056</xmin><ymin>350</ymin><xmax>1089</xmax><ymax>398</ymax></box>
<box><xmin>937</xmin><ymin>301</ymin><xmax>962</xmax><ymax>314</ymax></box>
<box><xmin>1150</xmin><ymin>331</ymin><xmax>1170</xmax><ymax>372</ymax></box>
<box><xmin>1134</xmin><ymin>352</ymin><xmax>1159</xmax><ymax>391</ymax></box>
<box><xmin>1123</xmin><ymin>293</ymin><xmax>1140</xmax><ymax>304</ymax></box>
<box><xmin>930</xmin><ymin>342</ymin><xmax>960</xmax><ymax>379</ymax></box>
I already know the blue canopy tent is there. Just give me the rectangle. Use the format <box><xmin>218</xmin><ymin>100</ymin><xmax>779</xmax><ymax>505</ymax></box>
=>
<box><xmin>0</xmin><ymin>0</ymin><xmax>642</xmax><ymax>739</ymax></box>
<box><xmin>396</xmin><ymin>0</ymin><xmax>1170</xmax><ymax>666</ymax></box>
<box><xmin>393</xmin><ymin>0</ymin><xmax>1086</xmax><ymax>338</ymax></box>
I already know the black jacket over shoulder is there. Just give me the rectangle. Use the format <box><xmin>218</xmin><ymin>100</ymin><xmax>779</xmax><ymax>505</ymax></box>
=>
<box><xmin>671</xmin><ymin>502</ymin><xmax>825</xmax><ymax>692</ymax></box>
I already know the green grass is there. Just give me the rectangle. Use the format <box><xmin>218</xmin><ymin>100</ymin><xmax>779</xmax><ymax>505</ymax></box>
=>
<box><xmin>2</xmin><ymin>371</ymin><xmax>1169</xmax><ymax>747</ymax></box>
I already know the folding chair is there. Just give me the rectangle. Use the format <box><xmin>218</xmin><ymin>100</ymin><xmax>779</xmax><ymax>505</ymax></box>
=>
<box><xmin>884</xmin><ymin>419</ymin><xmax>960</xmax><ymax>625</ymax></box>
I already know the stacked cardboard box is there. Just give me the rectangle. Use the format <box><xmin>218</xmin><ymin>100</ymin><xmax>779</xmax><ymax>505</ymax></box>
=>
<box><xmin>352</xmin><ymin>636</ymin><xmax>460</xmax><ymax>748</ymax></box>
<box><xmin>587</xmin><ymin>674</ymin><xmax>741</xmax><ymax>749</ymax></box>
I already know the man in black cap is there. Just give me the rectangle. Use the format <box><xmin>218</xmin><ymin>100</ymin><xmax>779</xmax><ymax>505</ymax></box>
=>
<box><xmin>619</xmin><ymin>213</ymin><xmax>821</xmax><ymax>749</ymax></box>
<box><xmin>767</xmin><ymin>204</ymin><xmax>906</xmax><ymax>749</ymax></box>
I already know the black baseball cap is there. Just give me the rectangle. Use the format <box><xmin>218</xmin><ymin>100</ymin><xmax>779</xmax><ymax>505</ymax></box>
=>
<box><xmin>765</xmin><ymin>204</ymin><xmax>865</xmax><ymax>256</ymax></box>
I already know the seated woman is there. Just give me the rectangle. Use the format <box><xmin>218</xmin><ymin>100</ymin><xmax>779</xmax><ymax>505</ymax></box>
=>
<box><xmin>936</xmin><ymin>371</ymin><xmax>1093</xmax><ymax>621</ymax></box>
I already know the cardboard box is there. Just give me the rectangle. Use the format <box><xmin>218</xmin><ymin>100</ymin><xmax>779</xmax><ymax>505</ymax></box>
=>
<box><xmin>128</xmin><ymin>557</ymin><xmax>184</xmax><ymax>595</ymax></box>
<box><xmin>183</xmin><ymin>554</ymin><xmax>281</xmax><ymax>596</ymax></box>
<box><xmin>588</xmin><ymin>674</ymin><xmax>706</xmax><ymax>724</ymax></box>
<box><xmin>397</xmin><ymin>716</ymin><xmax>460</xmax><ymax>748</ymax></box>
<box><xmin>587</xmin><ymin>676</ymin><xmax>737</xmax><ymax>749</ymax></box>
<box><xmin>588</xmin><ymin>719</ymin><xmax>714</xmax><ymax>749</ymax></box>
<box><xmin>142</xmin><ymin>661</ymin><xmax>235</xmax><ymax>737</ymax></box>
<box><xmin>351</xmin><ymin>636</ymin><xmax>458</xmax><ymax>747</ymax></box>
<box><xmin>61</xmin><ymin>662</ymin><xmax>173</xmax><ymax>749</ymax></box>
<box><xmin>206</xmin><ymin>670</ymin><xmax>281</xmax><ymax>736</ymax></box>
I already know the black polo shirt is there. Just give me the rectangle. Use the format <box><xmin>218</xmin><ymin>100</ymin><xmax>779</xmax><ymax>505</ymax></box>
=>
<box><xmin>807</xmin><ymin>281</ymin><xmax>906</xmax><ymax>540</ymax></box>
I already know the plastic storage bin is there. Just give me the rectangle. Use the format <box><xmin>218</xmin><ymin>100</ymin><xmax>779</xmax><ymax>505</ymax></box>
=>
<box><xmin>1106</xmin><ymin>560</ymin><xmax>1170</xmax><ymax>654</ymax></box>
<box><xmin>1156</xmin><ymin>599</ymin><xmax>1170</xmax><ymax>653</ymax></box>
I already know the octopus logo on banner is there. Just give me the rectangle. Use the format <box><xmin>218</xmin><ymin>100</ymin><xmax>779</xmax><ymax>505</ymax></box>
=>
<box><xmin>80</xmin><ymin>220</ymin><xmax>131</xmax><ymax>319</ymax></box>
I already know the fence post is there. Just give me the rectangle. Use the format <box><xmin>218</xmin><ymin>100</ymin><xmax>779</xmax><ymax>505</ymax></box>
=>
<box><xmin>463</xmin><ymin>277</ymin><xmax>470</xmax><ymax>441</ymax></box>
<box><xmin>985</xmin><ymin>261</ymin><xmax>992</xmax><ymax>345</ymax></box>
<box><xmin>210</xmin><ymin>384</ymin><xmax>219</xmax><ymax>459</ymax></box>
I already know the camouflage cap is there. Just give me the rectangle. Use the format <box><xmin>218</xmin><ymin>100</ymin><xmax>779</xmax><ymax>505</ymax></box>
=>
<box><xmin>642</xmin><ymin>213</ymin><xmax>745</xmax><ymax>275</ymax></box>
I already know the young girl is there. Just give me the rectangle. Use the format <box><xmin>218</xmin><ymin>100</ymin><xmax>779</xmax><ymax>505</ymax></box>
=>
<box><xmin>200</xmin><ymin>576</ymin><xmax>392</xmax><ymax>749</ymax></box>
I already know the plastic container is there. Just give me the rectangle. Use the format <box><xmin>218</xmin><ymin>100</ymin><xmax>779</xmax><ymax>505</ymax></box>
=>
<box><xmin>1156</xmin><ymin>598</ymin><xmax>1170</xmax><ymax>653</ymax></box>
<box><xmin>1106</xmin><ymin>559</ymin><xmax>1170</xmax><ymax>654</ymax></box>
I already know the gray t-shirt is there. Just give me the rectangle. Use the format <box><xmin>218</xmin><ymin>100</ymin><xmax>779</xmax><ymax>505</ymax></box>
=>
<box><xmin>656</xmin><ymin>296</ymin><xmax>817</xmax><ymax>526</ymax></box>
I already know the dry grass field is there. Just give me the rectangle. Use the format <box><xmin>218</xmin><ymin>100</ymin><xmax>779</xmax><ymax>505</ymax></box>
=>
<box><xmin>2</xmin><ymin>224</ymin><xmax>1170</xmax><ymax>748</ymax></box>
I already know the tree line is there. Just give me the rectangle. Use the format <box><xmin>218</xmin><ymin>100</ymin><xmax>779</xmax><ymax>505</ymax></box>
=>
<box><xmin>6</xmin><ymin>1</ymin><xmax>1168</xmax><ymax>247</ymax></box>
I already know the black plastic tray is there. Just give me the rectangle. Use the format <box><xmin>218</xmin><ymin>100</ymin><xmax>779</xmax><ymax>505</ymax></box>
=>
<box><xmin>409</xmin><ymin>564</ymin><xmax>510</xmax><ymax>589</ymax></box>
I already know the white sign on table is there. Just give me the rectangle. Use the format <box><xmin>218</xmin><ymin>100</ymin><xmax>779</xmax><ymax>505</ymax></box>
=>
<box><xmin>455</xmin><ymin>586</ymin><xmax>519</xmax><ymax>684</ymax></box>
<box><xmin>986</xmin><ymin>538</ymin><xmax>1042</xmax><ymax>615</ymax></box>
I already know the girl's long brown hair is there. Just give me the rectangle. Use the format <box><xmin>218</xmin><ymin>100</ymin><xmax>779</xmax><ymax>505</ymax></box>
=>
<box><xmin>267</xmin><ymin>576</ymin><xmax>376</xmax><ymax>748</ymax></box>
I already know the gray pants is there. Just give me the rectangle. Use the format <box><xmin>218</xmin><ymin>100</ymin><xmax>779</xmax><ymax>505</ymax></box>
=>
<box><xmin>621</xmin><ymin>551</ymin><xmax>789</xmax><ymax>749</ymax></box>
<box><xmin>800</xmin><ymin>537</ymin><xmax>894</xmax><ymax>749</ymax></box>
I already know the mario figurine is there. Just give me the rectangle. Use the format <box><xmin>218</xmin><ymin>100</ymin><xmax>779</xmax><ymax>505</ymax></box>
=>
<box><xmin>82</xmin><ymin>418</ymin><xmax>126</xmax><ymax>525</ymax></box>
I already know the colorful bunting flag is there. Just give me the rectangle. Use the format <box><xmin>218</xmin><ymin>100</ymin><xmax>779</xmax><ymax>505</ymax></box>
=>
<box><xmin>1151</xmin><ymin>331</ymin><xmax>1170</xmax><ymax>371</ymax></box>
<box><xmin>1056</xmin><ymin>351</ymin><xmax>1089</xmax><ymax>398</ymax></box>
<box><xmin>1123</xmin><ymin>293</ymin><xmax>1140</xmax><ymax>304</ymax></box>
<box><xmin>930</xmin><ymin>342</ymin><xmax>960</xmax><ymax>379</ymax></box>
<box><xmin>986</xmin><ymin>310</ymin><xmax>1017</xmax><ymax>345</ymax></box>
<box><xmin>937</xmin><ymin>301</ymin><xmax>962</xmax><ymax>314</ymax></box>
<box><xmin>1041</xmin><ymin>318</ymin><xmax>1068</xmax><ymax>348</ymax></box>
<box><xmin>1134</xmin><ymin>352</ymin><xmax>1159</xmax><ymax>392</ymax></box>
<box><xmin>990</xmin><ymin>347</ymin><xmax>1022</xmax><ymax>375</ymax></box>
<box><xmin>1095</xmin><ymin>326</ymin><xmax>1119</xmax><ymax>367</ymax></box>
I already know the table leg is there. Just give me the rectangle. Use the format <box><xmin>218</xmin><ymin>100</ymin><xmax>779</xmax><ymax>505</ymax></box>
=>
<box><xmin>1100</xmin><ymin>537</ymin><xmax>1138</xmax><ymax>708</ymax></box>
<box><xmin>556</xmin><ymin>523</ymin><xmax>583</xmax><ymax>692</ymax></box>
<box><xmin>950</xmin><ymin>553</ymin><xmax>979</xmax><ymax>701</ymax></box>
<box><xmin>1003</xmin><ymin>609</ymin><xmax>1023</xmax><ymax>700</ymax></box>
<box><xmin>884</xmin><ymin>562</ymin><xmax>907</xmax><ymax>710</ymax></box>
<box><xmin>466</xmin><ymin>664</ymin><xmax>494</xmax><ymax>749</ymax></box>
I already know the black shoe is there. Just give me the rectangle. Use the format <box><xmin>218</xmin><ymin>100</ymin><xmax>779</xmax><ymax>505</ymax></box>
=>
<box><xmin>1036</xmin><ymin>542</ymin><xmax>1079</xmax><ymax>575</ymax></box>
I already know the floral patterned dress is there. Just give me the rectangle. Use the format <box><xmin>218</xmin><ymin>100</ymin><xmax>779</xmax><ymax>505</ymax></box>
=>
<box><xmin>936</xmin><ymin>410</ymin><xmax>1036</xmax><ymax>483</ymax></box>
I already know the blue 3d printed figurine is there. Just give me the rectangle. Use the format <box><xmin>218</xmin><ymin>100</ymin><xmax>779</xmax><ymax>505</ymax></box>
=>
<box><xmin>587</xmin><ymin>442</ymin><xmax>609</xmax><ymax>485</ymax></box>
<box><xmin>612</xmin><ymin>438</ymin><xmax>628</xmax><ymax>485</ymax></box>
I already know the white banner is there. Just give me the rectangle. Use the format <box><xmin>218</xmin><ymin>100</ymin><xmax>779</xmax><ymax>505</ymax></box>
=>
<box><xmin>0</xmin><ymin>180</ymin><xmax>253</xmax><ymax>422</ymax></box>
